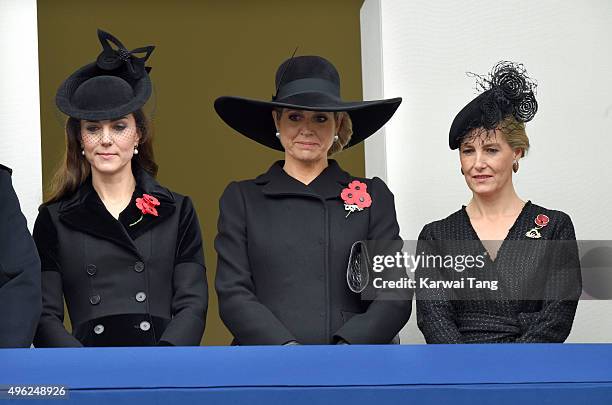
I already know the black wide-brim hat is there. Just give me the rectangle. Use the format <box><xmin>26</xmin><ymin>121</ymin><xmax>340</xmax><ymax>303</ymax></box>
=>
<box><xmin>56</xmin><ymin>29</ymin><xmax>155</xmax><ymax>121</ymax></box>
<box><xmin>449</xmin><ymin>61</ymin><xmax>538</xmax><ymax>150</ymax></box>
<box><xmin>214</xmin><ymin>55</ymin><xmax>402</xmax><ymax>151</ymax></box>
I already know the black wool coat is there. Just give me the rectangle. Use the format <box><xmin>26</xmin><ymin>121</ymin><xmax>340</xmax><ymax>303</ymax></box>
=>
<box><xmin>215</xmin><ymin>160</ymin><xmax>412</xmax><ymax>345</ymax></box>
<box><xmin>0</xmin><ymin>164</ymin><xmax>41</xmax><ymax>348</ymax></box>
<box><xmin>33</xmin><ymin>169</ymin><xmax>207</xmax><ymax>347</ymax></box>
<box><xmin>416</xmin><ymin>201</ymin><xmax>582</xmax><ymax>343</ymax></box>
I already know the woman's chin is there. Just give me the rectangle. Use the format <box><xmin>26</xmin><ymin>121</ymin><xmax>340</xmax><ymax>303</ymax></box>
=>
<box><xmin>468</xmin><ymin>183</ymin><xmax>499</xmax><ymax>197</ymax></box>
<box><xmin>290</xmin><ymin>150</ymin><xmax>326</xmax><ymax>163</ymax></box>
<box><xmin>91</xmin><ymin>161</ymin><xmax>128</xmax><ymax>176</ymax></box>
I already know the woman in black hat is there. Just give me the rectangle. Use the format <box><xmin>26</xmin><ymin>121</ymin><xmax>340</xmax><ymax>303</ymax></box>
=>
<box><xmin>214</xmin><ymin>55</ymin><xmax>411</xmax><ymax>345</ymax></box>
<box><xmin>416</xmin><ymin>61</ymin><xmax>581</xmax><ymax>343</ymax></box>
<box><xmin>33</xmin><ymin>30</ymin><xmax>207</xmax><ymax>347</ymax></box>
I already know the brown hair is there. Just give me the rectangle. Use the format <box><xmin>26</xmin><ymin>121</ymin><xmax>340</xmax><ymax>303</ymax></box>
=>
<box><xmin>46</xmin><ymin>109</ymin><xmax>157</xmax><ymax>204</ymax></box>
<box><xmin>273</xmin><ymin>109</ymin><xmax>353</xmax><ymax>156</ymax></box>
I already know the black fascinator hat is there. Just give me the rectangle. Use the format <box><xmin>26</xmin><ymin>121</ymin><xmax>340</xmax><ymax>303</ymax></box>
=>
<box><xmin>449</xmin><ymin>61</ymin><xmax>538</xmax><ymax>149</ymax></box>
<box><xmin>214</xmin><ymin>55</ymin><xmax>402</xmax><ymax>151</ymax></box>
<box><xmin>55</xmin><ymin>29</ymin><xmax>155</xmax><ymax>121</ymax></box>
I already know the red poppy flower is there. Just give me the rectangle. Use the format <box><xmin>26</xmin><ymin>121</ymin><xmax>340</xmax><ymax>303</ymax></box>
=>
<box><xmin>142</xmin><ymin>193</ymin><xmax>160</xmax><ymax>207</ymax></box>
<box><xmin>355</xmin><ymin>192</ymin><xmax>372</xmax><ymax>209</ymax></box>
<box><xmin>136</xmin><ymin>194</ymin><xmax>159</xmax><ymax>217</ymax></box>
<box><xmin>340</xmin><ymin>180</ymin><xmax>372</xmax><ymax>214</ymax></box>
<box><xmin>341</xmin><ymin>188</ymin><xmax>357</xmax><ymax>205</ymax></box>
<box><xmin>347</xmin><ymin>180</ymin><xmax>367</xmax><ymax>193</ymax></box>
<box><xmin>535</xmin><ymin>214</ymin><xmax>549</xmax><ymax>227</ymax></box>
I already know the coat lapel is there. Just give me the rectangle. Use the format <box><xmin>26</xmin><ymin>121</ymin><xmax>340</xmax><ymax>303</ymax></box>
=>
<box><xmin>257</xmin><ymin>160</ymin><xmax>350</xmax><ymax>200</ymax></box>
<box><xmin>308</xmin><ymin>160</ymin><xmax>351</xmax><ymax>200</ymax></box>
<box><xmin>126</xmin><ymin>170</ymin><xmax>176</xmax><ymax>240</ymax></box>
<box><xmin>58</xmin><ymin>170</ymin><xmax>176</xmax><ymax>257</ymax></box>
<box><xmin>59</xmin><ymin>180</ymin><xmax>142</xmax><ymax>258</ymax></box>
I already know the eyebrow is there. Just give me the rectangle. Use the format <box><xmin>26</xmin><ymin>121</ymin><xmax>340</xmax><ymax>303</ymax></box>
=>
<box><xmin>83</xmin><ymin>116</ymin><xmax>127</xmax><ymax>124</ymax></box>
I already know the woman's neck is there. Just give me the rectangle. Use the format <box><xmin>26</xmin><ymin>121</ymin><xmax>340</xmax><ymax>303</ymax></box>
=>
<box><xmin>467</xmin><ymin>186</ymin><xmax>524</xmax><ymax>219</ymax></box>
<box><xmin>91</xmin><ymin>167</ymin><xmax>136</xmax><ymax>207</ymax></box>
<box><xmin>283</xmin><ymin>156</ymin><xmax>329</xmax><ymax>185</ymax></box>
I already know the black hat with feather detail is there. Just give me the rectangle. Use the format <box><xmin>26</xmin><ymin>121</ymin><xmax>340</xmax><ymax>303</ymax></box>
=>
<box><xmin>449</xmin><ymin>61</ymin><xmax>538</xmax><ymax>150</ymax></box>
<box><xmin>214</xmin><ymin>55</ymin><xmax>402</xmax><ymax>151</ymax></box>
<box><xmin>55</xmin><ymin>29</ymin><xmax>155</xmax><ymax>121</ymax></box>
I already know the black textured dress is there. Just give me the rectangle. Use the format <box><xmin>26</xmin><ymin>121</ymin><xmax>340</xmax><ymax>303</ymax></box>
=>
<box><xmin>416</xmin><ymin>201</ymin><xmax>581</xmax><ymax>343</ymax></box>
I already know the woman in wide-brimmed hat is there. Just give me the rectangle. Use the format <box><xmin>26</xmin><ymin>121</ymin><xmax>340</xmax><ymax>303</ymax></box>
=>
<box><xmin>416</xmin><ymin>61</ymin><xmax>582</xmax><ymax>343</ymax></box>
<box><xmin>33</xmin><ymin>30</ymin><xmax>207</xmax><ymax>347</ymax></box>
<box><xmin>214</xmin><ymin>55</ymin><xmax>411</xmax><ymax>345</ymax></box>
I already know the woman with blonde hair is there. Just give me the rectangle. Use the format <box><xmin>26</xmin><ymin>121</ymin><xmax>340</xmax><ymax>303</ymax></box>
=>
<box><xmin>416</xmin><ymin>62</ymin><xmax>581</xmax><ymax>343</ymax></box>
<box><xmin>214</xmin><ymin>55</ymin><xmax>411</xmax><ymax>345</ymax></box>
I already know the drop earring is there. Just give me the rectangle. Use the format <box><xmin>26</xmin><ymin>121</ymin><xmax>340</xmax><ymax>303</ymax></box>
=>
<box><xmin>333</xmin><ymin>135</ymin><xmax>339</xmax><ymax>142</ymax></box>
<box><xmin>81</xmin><ymin>149</ymin><xmax>85</xmax><ymax>156</ymax></box>
<box><xmin>275</xmin><ymin>131</ymin><xmax>280</xmax><ymax>139</ymax></box>
<box><xmin>512</xmin><ymin>160</ymin><xmax>519</xmax><ymax>173</ymax></box>
<box><xmin>134</xmin><ymin>146</ymin><xmax>139</xmax><ymax>155</ymax></box>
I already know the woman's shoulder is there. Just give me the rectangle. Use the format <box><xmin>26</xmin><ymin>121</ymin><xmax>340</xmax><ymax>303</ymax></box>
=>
<box><xmin>522</xmin><ymin>201</ymin><xmax>575</xmax><ymax>239</ymax></box>
<box><xmin>39</xmin><ymin>194</ymin><xmax>73</xmax><ymax>216</ymax></box>
<box><xmin>154</xmin><ymin>186</ymin><xmax>197</xmax><ymax>214</ymax></box>
<box><xmin>346</xmin><ymin>174</ymin><xmax>392</xmax><ymax>196</ymax></box>
<box><xmin>524</xmin><ymin>201</ymin><xmax>573</xmax><ymax>222</ymax></box>
<box><xmin>419</xmin><ymin>208</ymin><xmax>466</xmax><ymax>240</ymax></box>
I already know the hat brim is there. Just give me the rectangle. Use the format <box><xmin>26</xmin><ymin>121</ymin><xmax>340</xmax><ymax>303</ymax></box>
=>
<box><xmin>448</xmin><ymin>92</ymin><xmax>489</xmax><ymax>150</ymax></box>
<box><xmin>214</xmin><ymin>95</ymin><xmax>402</xmax><ymax>151</ymax></box>
<box><xmin>56</xmin><ymin>62</ymin><xmax>152</xmax><ymax>121</ymax></box>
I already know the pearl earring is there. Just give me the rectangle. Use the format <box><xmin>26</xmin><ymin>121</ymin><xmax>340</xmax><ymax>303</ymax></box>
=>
<box><xmin>333</xmin><ymin>135</ymin><xmax>339</xmax><ymax>142</ymax></box>
<box><xmin>81</xmin><ymin>150</ymin><xmax>85</xmax><ymax>156</ymax></box>
<box><xmin>134</xmin><ymin>146</ymin><xmax>139</xmax><ymax>155</ymax></box>
<box><xmin>275</xmin><ymin>131</ymin><xmax>280</xmax><ymax>138</ymax></box>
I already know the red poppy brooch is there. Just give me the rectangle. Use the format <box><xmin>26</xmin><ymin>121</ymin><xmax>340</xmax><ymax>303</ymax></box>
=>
<box><xmin>130</xmin><ymin>193</ymin><xmax>160</xmax><ymax>226</ymax></box>
<box><xmin>341</xmin><ymin>180</ymin><xmax>372</xmax><ymax>218</ymax></box>
<box><xmin>525</xmin><ymin>214</ymin><xmax>549</xmax><ymax>239</ymax></box>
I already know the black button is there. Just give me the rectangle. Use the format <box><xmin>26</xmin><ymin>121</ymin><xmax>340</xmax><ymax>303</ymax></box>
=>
<box><xmin>86</xmin><ymin>264</ymin><xmax>97</xmax><ymax>276</ymax></box>
<box><xmin>134</xmin><ymin>261</ymin><xmax>145</xmax><ymax>273</ymax></box>
<box><xmin>89</xmin><ymin>294</ymin><xmax>101</xmax><ymax>305</ymax></box>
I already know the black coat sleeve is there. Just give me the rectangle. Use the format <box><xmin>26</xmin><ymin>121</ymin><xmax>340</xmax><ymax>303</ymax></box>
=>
<box><xmin>215</xmin><ymin>182</ymin><xmax>296</xmax><ymax>345</ymax></box>
<box><xmin>159</xmin><ymin>196</ymin><xmax>207</xmax><ymax>346</ymax></box>
<box><xmin>332</xmin><ymin>177</ymin><xmax>412</xmax><ymax>344</ymax></box>
<box><xmin>0</xmin><ymin>170</ymin><xmax>41</xmax><ymax>348</ymax></box>
<box><xmin>415</xmin><ymin>224</ymin><xmax>464</xmax><ymax>344</ymax></box>
<box><xmin>515</xmin><ymin>213</ymin><xmax>581</xmax><ymax>343</ymax></box>
<box><xmin>32</xmin><ymin>205</ymin><xmax>83</xmax><ymax>347</ymax></box>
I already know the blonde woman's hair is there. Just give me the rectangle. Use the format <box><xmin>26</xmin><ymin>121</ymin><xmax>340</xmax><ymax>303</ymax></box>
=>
<box><xmin>460</xmin><ymin>115</ymin><xmax>530</xmax><ymax>157</ymax></box>
<box><xmin>328</xmin><ymin>112</ymin><xmax>353</xmax><ymax>156</ymax></box>
<box><xmin>498</xmin><ymin>115</ymin><xmax>530</xmax><ymax>157</ymax></box>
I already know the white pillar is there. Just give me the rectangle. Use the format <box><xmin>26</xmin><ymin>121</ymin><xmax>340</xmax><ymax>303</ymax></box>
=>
<box><xmin>0</xmin><ymin>0</ymin><xmax>42</xmax><ymax>230</ymax></box>
<box><xmin>361</xmin><ymin>0</ymin><xmax>612</xmax><ymax>343</ymax></box>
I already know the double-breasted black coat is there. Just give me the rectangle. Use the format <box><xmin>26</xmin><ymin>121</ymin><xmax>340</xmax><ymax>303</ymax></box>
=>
<box><xmin>215</xmin><ymin>160</ymin><xmax>411</xmax><ymax>345</ymax></box>
<box><xmin>0</xmin><ymin>164</ymin><xmax>41</xmax><ymax>347</ymax></box>
<box><xmin>33</xmin><ymin>169</ymin><xmax>207</xmax><ymax>347</ymax></box>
